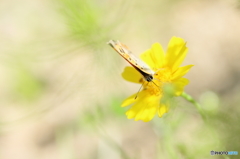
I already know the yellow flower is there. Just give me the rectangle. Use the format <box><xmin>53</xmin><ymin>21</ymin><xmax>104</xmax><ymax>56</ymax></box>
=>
<box><xmin>121</xmin><ymin>37</ymin><xmax>193</xmax><ymax>122</ymax></box>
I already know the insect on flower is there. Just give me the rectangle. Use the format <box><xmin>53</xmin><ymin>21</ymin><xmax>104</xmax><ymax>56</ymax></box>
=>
<box><xmin>108</xmin><ymin>37</ymin><xmax>193</xmax><ymax>122</ymax></box>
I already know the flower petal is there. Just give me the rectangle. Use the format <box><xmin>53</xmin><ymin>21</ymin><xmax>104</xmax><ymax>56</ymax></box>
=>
<box><xmin>135</xmin><ymin>101</ymin><xmax>158</xmax><ymax>122</ymax></box>
<box><xmin>171</xmin><ymin>65</ymin><xmax>194</xmax><ymax>80</ymax></box>
<box><xmin>173</xmin><ymin>78</ymin><xmax>189</xmax><ymax>96</ymax></box>
<box><xmin>140</xmin><ymin>43</ymin><xmax>165</xmax><ymax>69</ymax></box>
<box><xmin>150</xmin><ymin>43</ymin><xmax>165</xmax><ymax>68</ymax></box>
<box><xmin>158</xmin><ymin>103</ymin><xmax>169</xmax><ymax>117</ymax></box>
<box><xmin>126</xmin><ymin>103</ymin><xmax>142</xmax><ymax>119</ymax></box>
<box><xmin>121</xmin><ymin>66</ymin><xmax>142</xmax><ymax>83</ymax></box>
<box><xmin>140</xmin><ymin>49</ymin><xmax>155</xmax><ymax>69</ymax></box>
<box><xmin>121</xmin><ymin>90</ymin><xmax>147</xmax><ymax>107</ymax></box>
<box><xmin>165</xmin><ymin>37</ymin><xmax>188</xmax><ymax>72</ymax></box>
<box><xmin>126</xmin><ymin>94</ymin><xmax>159</xmax><ymax>122</ymax></box>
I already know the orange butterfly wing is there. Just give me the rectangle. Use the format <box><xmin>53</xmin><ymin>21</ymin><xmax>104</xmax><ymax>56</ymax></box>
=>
<box><xmin>108</xmin><ymin>40</ymin><xmax>154</xmax><ymax>82</ymax></box>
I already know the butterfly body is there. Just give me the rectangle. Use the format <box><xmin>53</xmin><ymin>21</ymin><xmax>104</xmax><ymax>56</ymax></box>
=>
<box><xmin>108</xmin><ymin>40</ymin><xmax>155</xmax><ymax>82</ymax></box>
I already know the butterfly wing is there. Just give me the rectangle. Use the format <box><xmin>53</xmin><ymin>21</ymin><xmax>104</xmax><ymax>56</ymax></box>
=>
<box><xmin>108</xmin><ymin>40</ymin><xmax>154</xmax><ymax>82</ymax></box>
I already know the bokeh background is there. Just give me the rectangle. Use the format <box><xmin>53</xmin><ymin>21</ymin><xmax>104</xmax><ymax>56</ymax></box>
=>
<box><xmin>0</xmin><ymin>0</ymin><xmax>240</xmax><ymax>159</ymax></box>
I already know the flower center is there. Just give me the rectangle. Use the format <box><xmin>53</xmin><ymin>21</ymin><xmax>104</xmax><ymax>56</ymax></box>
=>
<box><xmin>143</xmin><ymin>68</ymin><xmax>172</xmax><ymax>96</ymax></box>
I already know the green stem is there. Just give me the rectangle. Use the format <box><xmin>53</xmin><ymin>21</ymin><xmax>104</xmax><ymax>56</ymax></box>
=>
<box><xmin>181</xmin><ymin>92</ymin><xmax>206</xmax><ymax>121</ymax></box>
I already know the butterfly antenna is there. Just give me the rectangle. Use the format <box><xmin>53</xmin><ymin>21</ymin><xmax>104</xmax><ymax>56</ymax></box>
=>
<box><xmin>149</xmin><ymin>80</ymin><xmax>161</xmax><ymax>91</ymax></box>
<box><xmin>152</xmin><ymin>81</ymin><xmax>159</xmax><ymax>88</ymax></box>
<box><xmin>134</xmin><ymin>82</ymin><xmax>145</xmax><ymax>99</ymax></box>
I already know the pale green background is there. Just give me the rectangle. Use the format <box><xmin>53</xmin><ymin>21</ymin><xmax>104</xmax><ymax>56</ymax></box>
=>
<box><xmin>0</xmin><ymin>0</ymin><xmax>239</xmax><ymax>159</ymax></box>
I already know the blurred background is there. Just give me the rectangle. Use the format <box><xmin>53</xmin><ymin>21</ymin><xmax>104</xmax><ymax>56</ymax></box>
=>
<box><xmin>0</xmin><ymin>0</ymin><xmax>240</xmax><ymax>158</ymax></box>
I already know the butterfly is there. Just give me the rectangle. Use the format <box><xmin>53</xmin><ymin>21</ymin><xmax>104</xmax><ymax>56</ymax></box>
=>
<box><xmin>108</xmin><ymin>40</ymin><xmax>155</xmax><ymax>82</ymax></box>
